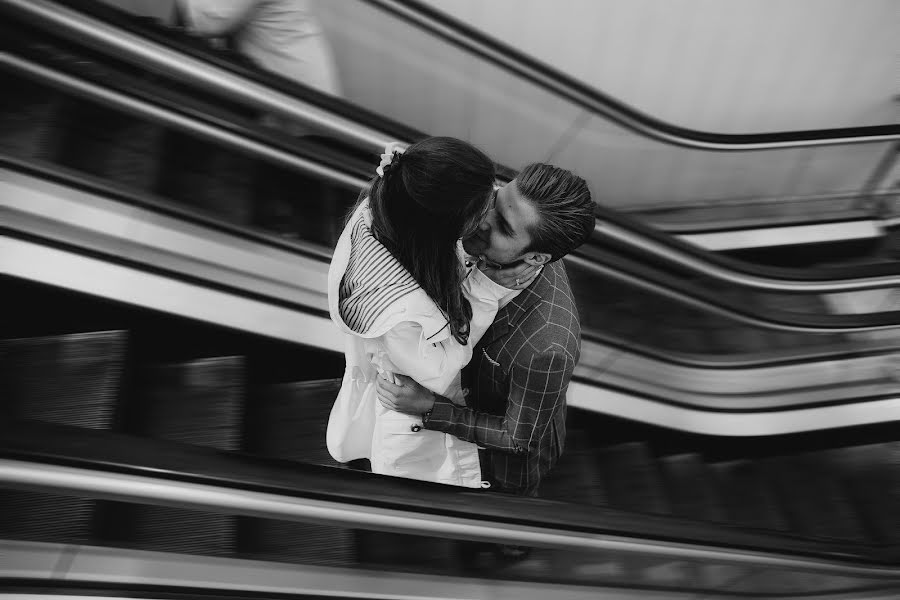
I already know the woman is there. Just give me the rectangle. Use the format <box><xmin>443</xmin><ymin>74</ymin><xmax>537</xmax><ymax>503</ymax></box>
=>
<box><xmin>327</xmin><ymin>137</ymin><xmax>515</xmax><ymax>488</ymax></box>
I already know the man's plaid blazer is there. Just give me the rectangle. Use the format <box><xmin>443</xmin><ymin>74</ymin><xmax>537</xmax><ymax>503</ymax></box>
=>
<box><xmin>425</xmin><ymin>260</ymin><xmax>581</xmax><ymax>496</ymax></box>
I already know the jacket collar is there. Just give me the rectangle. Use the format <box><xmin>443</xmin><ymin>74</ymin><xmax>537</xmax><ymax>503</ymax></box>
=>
<box><xmin>477</xmin><ymin>262</ymin><xmax>559</xmax><ymax>349</ymax></box>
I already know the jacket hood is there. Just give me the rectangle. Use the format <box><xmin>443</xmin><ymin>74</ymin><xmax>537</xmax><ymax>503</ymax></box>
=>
<box><xmin>328</xmin><ymin>201</ymin><xmax>451</xmax><ymax>341</ymax></box>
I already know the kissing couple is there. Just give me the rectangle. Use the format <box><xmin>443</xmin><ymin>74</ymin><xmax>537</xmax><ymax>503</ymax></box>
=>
<box><xmin>327</xmin><ymin>136</ymin><xmax>593</xmax><ymax>499</ymax></box>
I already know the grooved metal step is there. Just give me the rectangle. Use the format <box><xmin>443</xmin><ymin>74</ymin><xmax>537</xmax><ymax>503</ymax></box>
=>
<box><xmin>125</xmin><ymin>355</ymin><xmax>245</xmax><ymax>555</ymax></box>
<box><xmin>659</xmin><ymin>453</ymin><xmax>727</xmax><ymax>523</ymax></box>
<box><xmin>0</xmin><ymin>329</ymin><xmax>127</xmax><ymax>429</ymax></box>
<box><xmin>710</xmin><ymin>460</ymin><xmax>789</xmax><ymax>532</ymax></box>
<box><xmin>761</xmin><ymin>454</ymin><xmax>866</xmax><ymax>541</ymax></box>
<box><xmin>597</xmin><ymin>442</ymin><xmax>670</xmax><ymax>515</ymax></box>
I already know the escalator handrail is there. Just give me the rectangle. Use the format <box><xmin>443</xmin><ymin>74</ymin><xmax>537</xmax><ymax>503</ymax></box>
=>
<box><xmin>6</xmin><ymin>0</ymin><xmax>899</xmax><ymax>296</ymax></box>
<box><xmin>366</xmin><ymin>0</ymin><xmax>900</xmax><ymax>151</ymax></box>
<box><xmin>571</xmin><ymin>250</ymin><xmax>900</xmax><ymax>332</ymax></box>
<box><xmin>0</xmin><ymin>51</ymin><xmax>370</xmax><ymax>193</ymax></box>
<box><xmin>593</xmin><ymin>205</ymin><xmax>900</xmax><ymax>293</ymax></box>
<box><xmin>0</xmin><ymin>420</ymin><xmax>897</xmax><ymax>571</ymax></box>
<box><xmin>0</xmin><ymin>0</ymin><xmax>409</xmax><ymax>151</ymax></box>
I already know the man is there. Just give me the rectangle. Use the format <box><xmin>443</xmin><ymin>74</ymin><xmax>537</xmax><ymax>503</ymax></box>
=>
<box><xmin>377</xmin><ymin>163</ymin><xmax>594</xmax><ymax>498</ymax></box>
<box><xmin>176</xmin><ymin>0</ymin><xmax>342</xmax><ymax>96</ymax></box>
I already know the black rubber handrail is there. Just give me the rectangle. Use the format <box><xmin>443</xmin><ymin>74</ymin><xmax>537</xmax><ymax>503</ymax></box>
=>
<box><xmin>365</xmin><ymin>0</ymin><xmax>900</xmax><ymax>151</ymax></box>
<box><xmin>0</xmin><ymin>420</ymin><xmax>896</xmax><ymax>566</ymax></box>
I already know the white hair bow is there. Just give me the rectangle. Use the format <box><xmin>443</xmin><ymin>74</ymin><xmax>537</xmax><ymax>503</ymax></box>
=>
<box><xmin>376</xmin><ymin>141</ymin><xmax>406</xmax><ymax>178</ymax></box>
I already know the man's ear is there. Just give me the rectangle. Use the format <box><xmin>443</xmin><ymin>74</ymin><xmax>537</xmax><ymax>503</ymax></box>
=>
<box><xmin>523</xmin><ymin>252</ymin><xmax>551</xmax><ymax>266</ymax></box>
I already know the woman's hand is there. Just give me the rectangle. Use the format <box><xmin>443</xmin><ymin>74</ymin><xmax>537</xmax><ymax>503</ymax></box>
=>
<box><xmin>377</xmin><ymin>374</ymin><xmax>436</xmax><ymax>416</ymax></box>
<box><xmin>478</xmin><ymin>259</ymin><xmax>542</xmax><ymax>290</ymax></box>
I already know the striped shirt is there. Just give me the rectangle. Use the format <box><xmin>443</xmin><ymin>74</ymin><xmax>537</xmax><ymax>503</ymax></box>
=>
<box><xmin>339</xmin><ymin>214</ymin><xmax>421</xmax><ymax>335</ymax></box>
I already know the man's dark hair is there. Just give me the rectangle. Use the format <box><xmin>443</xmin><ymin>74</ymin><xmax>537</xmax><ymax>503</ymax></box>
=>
<box><xmin>515</xmin><ymin>163</ymin><xmax>594</xmax><ymax>261</ymax></box>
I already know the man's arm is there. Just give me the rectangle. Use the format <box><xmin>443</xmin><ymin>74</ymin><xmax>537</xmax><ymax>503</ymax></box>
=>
<box><xmin>380</xmin><ymin>348</ymin><xmax>574</xmax><ymax>455</ymax></box>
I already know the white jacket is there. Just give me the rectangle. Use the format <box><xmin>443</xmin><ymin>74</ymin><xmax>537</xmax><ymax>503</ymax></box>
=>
<box><xmin>326</xmin><ymin>201</ymin><xmax>513</xmax><ymax>487</ymax></box>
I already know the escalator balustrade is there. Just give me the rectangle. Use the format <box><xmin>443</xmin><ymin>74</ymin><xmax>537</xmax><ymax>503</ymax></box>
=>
<box><xmin>1</xmin><ymin>278</ymin><xmax>897</xmax><ymax>579</ymax></box>
<box><xmin>0</xmin><ymin>3</ymin><xmax>898</xmax><ymax>587</ymax></box>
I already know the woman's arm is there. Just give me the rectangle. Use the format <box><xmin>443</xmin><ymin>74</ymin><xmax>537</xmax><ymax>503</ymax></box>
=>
<box><xmin>379</xmin><ymin>321</ymin><xmax>469</xmax><ymax>396</ymax></box>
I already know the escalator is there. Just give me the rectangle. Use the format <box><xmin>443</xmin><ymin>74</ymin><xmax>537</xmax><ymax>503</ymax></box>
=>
<box><xmin>1</xmin><ymin>23</ymin><xmax>897</xmax><ymax>437</ymax></box>
<box><xmin>1</xmin><ymin>0</ymin><xmax>898</xmax><ymax>596</ymax></box>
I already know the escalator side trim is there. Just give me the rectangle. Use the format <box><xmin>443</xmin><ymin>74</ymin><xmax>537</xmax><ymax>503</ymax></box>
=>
<box><xmin>1</xmin><ymin>458</ymin><xmax>897</xmax><ymax>576</ymax></box>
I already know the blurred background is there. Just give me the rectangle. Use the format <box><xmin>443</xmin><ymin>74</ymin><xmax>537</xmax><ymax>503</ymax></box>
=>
<box><xmin>0</xmin><ymin>1</ymin><xmax>898</xmax><ymax>598</ymax></box>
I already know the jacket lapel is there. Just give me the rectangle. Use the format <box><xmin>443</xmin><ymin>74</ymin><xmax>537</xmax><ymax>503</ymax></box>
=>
<box><xmin>477</xmin><ymin>266</ymin><xmax>554</xmax><ymax>350</ymax></box>
<box><xmin>477</xmin><ymin>307</ymin><xmax>512</xmax><ymax>349</ymax></box>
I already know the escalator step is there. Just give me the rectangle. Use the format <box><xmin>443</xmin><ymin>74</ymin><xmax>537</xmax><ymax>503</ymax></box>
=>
<box><xmin>0</xmin><ymin>490</ymin><xmax>95</xmax><ymax>544</ymax></box>
<box><xmin>240</xmin><ymin>378</ymin><xmax>356</xmax><ymax>566</ymax></box>
<box><xmin>239</xmin><ymin>518</ymin><xmax>356</xmax><ymax>567</ymax></box>
<box><xmin>819</xmin><ymin>442</ymin><xmax>900</xmax><ymax>544</ymax></box>
<box><xmin>658</xmin><ymin>453</ymin><xmax>727</xmax><ymax>523</ymax></box>
<box><xmin>355</xmin><ymin>530</ymin><xmax>459</xmax><ymax>572</ymax></box>
<box><xmin>157</xmin><ymin>131</ymin><xmax>255</xmax><ymax>226</ymax></box>
<box><xmin>0</xmin><ymin>74</ymin><xmax>65</xmax><ymax>160</ymax></box>
<box><xmin>129</xmin><ymin>505</ymin><xmax>236</xmax><ymax>557</ymax></box>
<box><xmin>761</xmin><ymin>455</ymin><xmax>866</xmax><ymax>541</ymax></box>
<box><xmin>710</xmin><ymin>460</ymin><xmax>789</xmax><ymax>532</ymax></box>
<box><xmin>246</xmin><ymin>378</ymin><xmax>342</xmax><ymax>466</ymax></box>
<box><xmin>126</xmin><ymin>356</ymin><xmax>245</xmax><ymax>555</ymax></box>
<box><xmin>540</xmin><ymin>430</ymin><xmax>607</xmax><ymax>505</ymax></box>
<box><xmin>131</xmin><ymin>356</ymin><xmax>244</xmax><ymax>450</ymax></box>
<box><xmin>597</xmin><ymin>442</ymin><xmax>670</xmax><ymax>515</ymax></box>
<box><xmin>56</xmin><ymin>99</ymin><xmax>164</xmax><ymax>191</ymax></box>
<box><xmin>0</xmin><ymin>329</ymin><xmax>126</xmax><ymax>429</ymax></box>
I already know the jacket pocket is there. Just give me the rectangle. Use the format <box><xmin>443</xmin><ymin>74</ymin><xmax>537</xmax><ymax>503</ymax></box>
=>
<box><xmin>375</xmin><ymin>412</ymin><xmax>447</xmax><ymax>476</ymax></box>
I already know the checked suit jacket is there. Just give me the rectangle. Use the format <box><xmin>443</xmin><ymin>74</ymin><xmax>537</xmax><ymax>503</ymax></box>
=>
<box><xmin>425</xmin><ymin>259</ymin><xmax>581</xmax><ymax>496</ymax></box>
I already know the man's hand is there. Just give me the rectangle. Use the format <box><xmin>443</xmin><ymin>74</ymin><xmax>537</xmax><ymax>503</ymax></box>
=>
<box><xmin>478</xmin><ymin>259</ymin><xmax>542</xmax><ymax>290</ymax></box>
<box><xmin>376</xmin><ymin>374</ymin><xmax>436</xmax><ymax>416</ymax></box>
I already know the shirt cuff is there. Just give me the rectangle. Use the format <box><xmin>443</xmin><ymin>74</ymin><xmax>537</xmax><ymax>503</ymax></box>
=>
<box><xmin>422</xmin><ymin>394</ymin><xmax>455</xmax><ymax>432</ymax></box>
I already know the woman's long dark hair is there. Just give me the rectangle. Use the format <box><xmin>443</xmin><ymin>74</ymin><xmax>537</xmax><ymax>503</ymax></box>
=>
<box><xmin>349</xmin><ymin>137</ymin><xmax>495</xmax><ymax>344</ymax></box>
